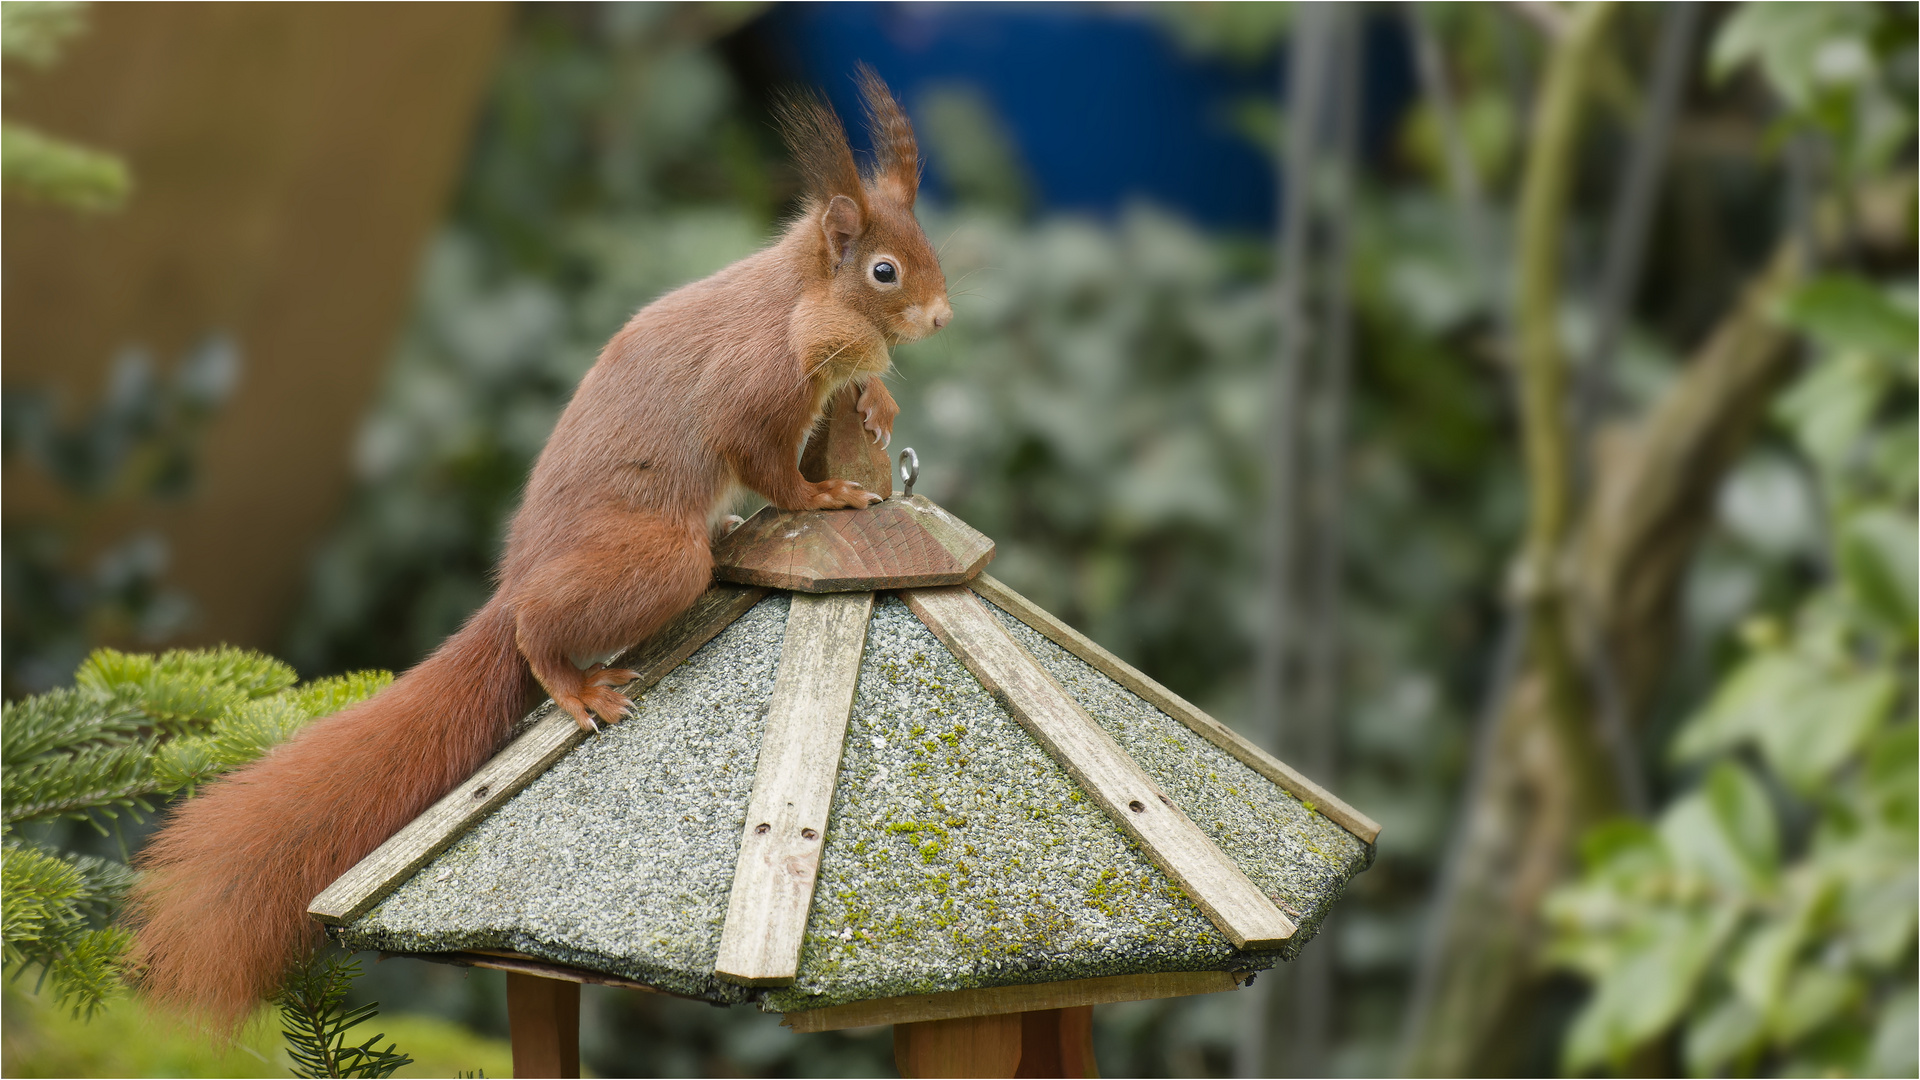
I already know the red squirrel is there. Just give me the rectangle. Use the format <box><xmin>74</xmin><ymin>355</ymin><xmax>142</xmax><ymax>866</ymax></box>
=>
<box><xmin>129</xmin><ymin>69</ymin><xmax>950</xmax><ymax>1028</ymax></box>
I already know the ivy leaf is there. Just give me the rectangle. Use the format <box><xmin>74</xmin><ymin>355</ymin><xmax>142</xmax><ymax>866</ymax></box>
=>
<box><xmin>1860</xmin><ymin>724</ymin><xmax>1919</xmax><ymax>836</ymax></box>
<box><xmin>1776</xmin><ymin>351</ymin><xmax>1887</xmax><ymax>478</ymax></box>
<box><xmin>1775</xmin><ymin>964</ymin><xmax>1861</xmax><ymax>1043</ymax></box>
<box><xmin>1729</xmin><ymin>885</ymin><xmax>1824</xmax><ymax>1018</ymax></box>
<box><xmin>1869</xmin><ymin>988</ymin><xmax>1920</xmax><ymax>1077</ymax></box>
<box><xmin>1685</xmin><ymin>994</ymin><xmax>1766</xmax><ymax>1077</ymax></box>
<box><xmin>1778</xmin><ymin>275</ymin><xmax>1919</xmax><ymax>362</ymax></box>
<box><xmin>1837</xmin><ymin>872</ymin><xmax>1918</xmax><ymax>969</ymax></box>
<box><xmin>1838</xmin><ymin>508</ymin><xmax>1919</xmax><ymax>641</ymax></box>
<box><xmin>1674</xmin><ymin>650</ymin><xmax>1895</xmax><ymax>792</ymax></box>
<box><xmin>1660</xmin><ymin>761</ymin><xmax>1779</xmax><ymax>895</ymax></box>
<box><xmin>1710</xmin><ymin>2</ymin><xmax>1880</xmax><ymax>107</ymax></box>
<box><xmin>1561</xmin><ymin>905</ymin><xmax>1741</xmax><ymax>1074</ymax></box>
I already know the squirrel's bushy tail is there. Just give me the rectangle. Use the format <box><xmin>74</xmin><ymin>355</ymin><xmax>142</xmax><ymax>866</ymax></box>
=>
<box><xmin>129</xmin><ymin>597</ymin><xmax>528</xmax><ymax>1029</ymax></box>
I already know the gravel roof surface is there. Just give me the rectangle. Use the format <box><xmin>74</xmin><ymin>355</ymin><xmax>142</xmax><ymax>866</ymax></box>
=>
<box><xmin>984</xmin><ymin>599</ymin><xmax>1372</xmax><ymax>947</ymax></box>
<box><xmin>333</xmin><ymin>589</ymin><xmax>1373</xmax><ymax>1013</ymax></box>
<box><xmin>334</xmin><ymin>594</ymin><xmax>791</xmax><ymax>1003</ymax></box>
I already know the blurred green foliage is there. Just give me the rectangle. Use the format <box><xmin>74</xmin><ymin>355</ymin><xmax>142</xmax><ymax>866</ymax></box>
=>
<box><xmin>0</xmin><ymin>982</ymin><xmax>514</xmax><ymax>1078</ymax></box>
<box><xmin>1710</xmin><ymin>2</ymin><xmax>1916</xmax><ymax>184</ymax></box>
<box><xmin>1549</xmin><ymin>271</ymin><xmax>1917</xmax><ymax>1079</ymax></box>
<box><xmin>0</xmin><ymin>2</ymin><xmax>222</xmax><ymax>699</ymax></box>
<box><xmin>0</xmin><ymin>1</ymin><xmax>129</xmax><ymax>211</ymax></box>
<box><xmin>1547</xmin><ymin>6</ymin><xmax>1917</xmax><ymax>1076</ymax></box>
<box><xmin>2</xmin><ymin>339</ymin><xmax>242</xmax><ymax>695</ymax></box>
<box><xmin>283</xmin><ymin>4</ymin><xmax>774</xmax><ymax>675</ymax></box>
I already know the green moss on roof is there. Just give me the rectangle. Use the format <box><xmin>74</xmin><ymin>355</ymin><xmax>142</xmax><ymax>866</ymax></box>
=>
<box><xmin>761</xmin><ymin>597</ymin><xmax>1238</xmax><ymax>1014</ymax></box>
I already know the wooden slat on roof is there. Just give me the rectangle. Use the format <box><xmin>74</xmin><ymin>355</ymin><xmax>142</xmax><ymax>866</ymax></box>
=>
<box><xmin>969</xmin><ymin>574</ymin><xmax>1381</xmax><ymax>845</ymax></box>
<box><xmin>714</xmin><ymin>591</ymin><xmax>875</xmax><ymax>986</ymax></box>
<box><xmin>904</xmin><ymin>586</ymin><xmax>1296</xmax><ymax>951</ymax></box>
<box><xmin>308</xmin><ymin>584</ymin><xmax>767</xmax><ymax>925</ymax></box>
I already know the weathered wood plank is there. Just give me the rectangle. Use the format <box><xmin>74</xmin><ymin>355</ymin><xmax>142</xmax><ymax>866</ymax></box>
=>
<box><xmin>712</xmin><ymin>496</ymin><xmax>994</xmax><ymax>593</ymax></box>
<box><xmin>308</xmin><ymin>583</ymin><xmax>768</xmax><ymax>925</ymax></box>
<box><xmin>904</xmin><ymin>586</ymin><xmax>1296</xmax><ymax>950</ymax></box>
<box><xmin>783</xmin><ymin>969</ymin><xmax>1244</xmax><ymax>1033</ymax></box>
<box><xmin>715</xmin><ymin>590</ymin><xmax>876</xmax><ymax>985</ymax></box>
<box><xmin>969</xmin><ymin>574</ymin><xmax>1382</xmax><ymax>845</ymax></box>
<box><xmin>799</xmin><ymin>381</ymin><xmax>893</xmax><ymax>496</ymax></box>
<box><xmin>388</xmin><ymin>949</ymin><xmax>674</xmax><ymax>995</ymax></box>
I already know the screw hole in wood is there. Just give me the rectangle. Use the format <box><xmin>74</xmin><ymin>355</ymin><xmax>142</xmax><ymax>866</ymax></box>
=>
<box><xmin>755</xmin><ymin>822</ymin><xmax>770</xmax><ymax>834</ymax></box>
<box><xmin>1128</xmin><ymin>800</ymin><xmax>1145</xmax><ymax>813</ymax></box>
<box><xmin>801</xmin><ymin>828</ymin><xmax>818</xmax><ymax>840</ymax></box>
<box><xmin>472</xmin><ymin>786</ymin><xmax>490</xmax><ymax>800</ymax></box>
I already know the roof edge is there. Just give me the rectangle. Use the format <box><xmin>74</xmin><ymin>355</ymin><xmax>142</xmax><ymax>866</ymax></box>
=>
<box><xmin>967</xmin><ymin>574</ymin><xmax>1383</xmax><ymax>846</ymax></box>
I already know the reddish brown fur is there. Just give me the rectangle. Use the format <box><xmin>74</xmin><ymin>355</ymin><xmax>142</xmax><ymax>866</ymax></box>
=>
<box><xmin>127</xmin><ymin>74</ymin><xmax>949</xmax><ymax>1029</ymax></box>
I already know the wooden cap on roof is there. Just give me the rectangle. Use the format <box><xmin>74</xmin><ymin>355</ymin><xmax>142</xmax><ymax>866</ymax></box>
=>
<box><xmin>712</xmin><ymin>496</ymin><xmax>995</xmax><ymax>592</ymax></box>
<box><xmin>712</xmin><ymin>384</ymin><xmax>995</xmax><ymax>592</ymax></box>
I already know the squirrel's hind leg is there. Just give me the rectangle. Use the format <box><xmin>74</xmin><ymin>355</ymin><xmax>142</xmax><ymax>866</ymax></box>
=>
<box><xmin>509</xmin><ymin>513</ymin><xmax>712</xmax><ymax>732</ymax></box>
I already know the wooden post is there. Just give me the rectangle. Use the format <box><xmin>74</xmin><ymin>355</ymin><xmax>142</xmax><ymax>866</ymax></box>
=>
<box><xmin>800</xmin><ymin>382</ymin><xmax>893</xmax><ymax>496</ymax></box>
<box><xmin>1017</xmin><ymin>1006</ymin><xmax>1098</xmax><ymax>1078</ymax></box>
<box><xmin>893</xmin><ymin>1006</ymin><xmax>1098</xmax><ymax>1078</ymax></box>
<box><xmin>506</xmin><ymin>971</ymin><xmax>580</xmax><ymax>1078</ymax></box>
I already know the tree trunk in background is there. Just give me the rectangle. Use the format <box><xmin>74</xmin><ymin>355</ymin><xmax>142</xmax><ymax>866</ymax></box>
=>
<box><xmin>1573</xmin><ymin>245</ymin><xmax>1806</xmax><ymax>723</ymax></box>
<box><xmin>1405</xmin><ymin>240</ymin><xmax>1803</xmax><ymax>1077</ymax></box>
<box><xmin>1404</xmin><ymin>11</ymin><xmax>1626</xmax><ymax>1068</ymax></box>
<box><xmin>1402</xmin><ymin>2</ymin><xmax>1812</xmax><ymax>1072</ymax></box>
<box><xmin>2</xmin><ymin>2</ymin><xmax>509</xmax><ymax>652</ymax></box>
<box><xmin>1402</xmin><ymin>243</ymin><xmax>1808</xmax><ymax>1077</ymax></box>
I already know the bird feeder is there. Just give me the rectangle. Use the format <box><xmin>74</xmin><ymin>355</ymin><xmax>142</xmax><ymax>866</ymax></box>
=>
<box><xmin>309</xmin><ymin>387</ymin><xmax>1379</xmax><ymax>1078</ymax></box>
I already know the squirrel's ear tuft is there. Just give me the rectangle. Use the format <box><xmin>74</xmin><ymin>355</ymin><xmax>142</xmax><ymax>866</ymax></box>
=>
<box><xmin>857</xmin><ymin>64</ymin><xmax>919</xmax><ymax>207</ymax></box>
<box><xmin>776</xmin><ymin>89</ymin><xmax>866</xmax><ymax>212</ymax></box>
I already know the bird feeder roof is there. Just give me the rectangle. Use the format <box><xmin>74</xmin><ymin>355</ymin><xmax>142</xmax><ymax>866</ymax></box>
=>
<box><xmin>314</xmin><ymin>499</ymin><xmax>1378</xmax><ymax>1031</ymax></box>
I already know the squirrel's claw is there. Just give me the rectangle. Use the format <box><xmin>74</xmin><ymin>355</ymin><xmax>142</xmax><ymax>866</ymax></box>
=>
<box><xmin>857</xmin><ymin>381</ymin><xmax>898</xmax><ymax>452</ymax></box>
<box><xmin>558</xmin><ymin>683</ymin><xmax>637</xmax><ymax>732</ymax></box>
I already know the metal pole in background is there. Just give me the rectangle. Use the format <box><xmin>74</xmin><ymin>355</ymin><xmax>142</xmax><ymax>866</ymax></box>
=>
<box><xmin>1408</xmin><ymin>2</ymin><xmax>1500</xmax><ymax>304</ymax></box>
<box><xmin>1282</xmin><ymin>8</ymin><xmax>1361</xmax><ymax>1077</ymax></box>
<box><xmin>1397</xmin><ymin>4</ymin><xmax>1523</xmax><ymax>1067</ymax></box>
<box><xmin>1575</xmin><ymin>1</ymin><xmax>1699</xmax><ymax>447</ymax></box>
<box><xmin>1241</xmin><ymin>3</ymin><xmax>1342</xmax><ymax>1076</ymax></box>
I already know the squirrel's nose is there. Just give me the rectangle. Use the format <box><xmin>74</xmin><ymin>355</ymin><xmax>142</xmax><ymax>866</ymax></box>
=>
<box><xmin>931</xmin><ymin>299</ymin><xmax>952</xmax><ymax>329</ymax></box>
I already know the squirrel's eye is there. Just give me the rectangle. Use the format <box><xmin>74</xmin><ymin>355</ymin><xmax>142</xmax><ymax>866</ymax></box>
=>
<box><xmin>872</xmin><ymin>261</ymin><xmax>898</xmax><ymax>284</ymax></box>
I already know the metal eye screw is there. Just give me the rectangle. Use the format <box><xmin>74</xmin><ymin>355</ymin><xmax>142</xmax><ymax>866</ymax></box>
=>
<box><xmin>899</xmin><ymin>447</ymin><xmax>918</xmax><ymax>498</ymax></box>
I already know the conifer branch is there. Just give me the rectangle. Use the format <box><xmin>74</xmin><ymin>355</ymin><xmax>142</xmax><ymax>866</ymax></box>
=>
<box><xmin>276</xmin><ymin>953</ymin><xmax>415</xmax><ymax>1079</ymax></box>
<box><xmin>1</xmin><ymin>647</ymin><xmax>390</xmax><ymax>1015</ymax></box>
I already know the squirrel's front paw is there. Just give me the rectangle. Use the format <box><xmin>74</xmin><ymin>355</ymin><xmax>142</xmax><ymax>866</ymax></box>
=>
<box><xmin>857</xmin><ymin>380</ymin><xmax>899</xmax><ymax>449</ymax></box>
<box><xmin>807</xmin><ymin>478</ymin><xmax>883</xmax><ymax>509</ymax></box>
<box><xmin>555</xmin><ymin>685</ymin><xmax>636</xmax><ymax>733</ymax></box>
